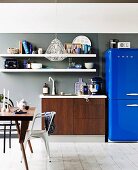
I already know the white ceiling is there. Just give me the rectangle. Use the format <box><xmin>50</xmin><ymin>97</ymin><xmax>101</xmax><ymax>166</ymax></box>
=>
<box><xmin>0</xmin><ymin>0</ymin><xmax>137</xmax><ymax>2</ymax></box>
<box><xmin>0</xmin><ymin>3</ymin><xmax>138</xmax><ymax>33</ymax></box>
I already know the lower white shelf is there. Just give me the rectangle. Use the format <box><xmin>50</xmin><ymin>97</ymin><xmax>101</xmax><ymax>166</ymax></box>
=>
<box><xmin>0</xmin><ymin>69</ymin><xmax>96</xmax><ymax>73</ymax></box>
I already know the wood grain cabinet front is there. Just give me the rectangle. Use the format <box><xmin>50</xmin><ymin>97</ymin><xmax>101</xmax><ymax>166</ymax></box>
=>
<box><xmin>42</xmin><ymin>98</ymin><xmax>106</xmax><ymax>135</ymax></box>
<box><xmin>73</xmin><ymin>98</ymin><xmax>105</xmax><ymax>135</ymax></box>
<box><xmin>42</xmin><ymin>98</ymin><xmax>74</xmax><ymax>135</ymax></box>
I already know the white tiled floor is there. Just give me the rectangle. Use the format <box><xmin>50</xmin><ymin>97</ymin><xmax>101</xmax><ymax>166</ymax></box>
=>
<box><xmin>1</xmin><ymin>136</ymin><xmax>138</xmax><ymax>170</ymax></box>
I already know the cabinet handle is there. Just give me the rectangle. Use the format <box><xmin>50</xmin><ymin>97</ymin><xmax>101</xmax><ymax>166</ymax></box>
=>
<box><xmin>127</xmin><ymin>104</ymin><xmax>138</xmax><ymax>107</ymax></box>
<box><xmin>126</xmin><ymin>93</ymin><xmax>138</xmax><ymax>96</ymax></box>
<box><xmin>85</xmin><ymin>98</ymin><xmax>89</xmax><ymax>102</ymax></box>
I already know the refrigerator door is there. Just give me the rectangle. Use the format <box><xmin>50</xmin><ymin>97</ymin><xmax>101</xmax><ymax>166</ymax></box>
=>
<box><xmin>106</xmin><ymin>48</ymin><xmax>138</xmax><ymax>99</ymax></box>
<box><xmin>109</xmin><ymin>99</ymin><xmax>138</xmax><ymax>141</ymax></box>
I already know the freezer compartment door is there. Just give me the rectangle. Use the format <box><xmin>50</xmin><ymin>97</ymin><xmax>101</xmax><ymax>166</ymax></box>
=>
<box><xmin>106</xmin><ymin>49</ymin><xmax>138</xmax><ymax>99</ymax></box>
<box><xmin>108</xmin><ymin>99</ymin><xmax>138</xmax><ymax>141</ymax></box>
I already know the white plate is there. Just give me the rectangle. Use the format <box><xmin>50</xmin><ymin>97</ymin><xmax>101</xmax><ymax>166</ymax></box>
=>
<box><xmin>72</xmin><ymin>35</ymin><xmax>91</xmax><ymax>46</ymax></box>
<box><xmin>31</xmin><ymin>63</ymin><xmax>42</xmax><ymax>69</ymax></box>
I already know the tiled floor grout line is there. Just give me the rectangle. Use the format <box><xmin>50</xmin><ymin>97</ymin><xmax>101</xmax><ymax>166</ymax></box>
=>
<box><xmin>60</xmin><ymin>143</ymin><xmax>65</xmax><ymax>170</ymax></box>
<box><xmin>92</xmin><ymin>144</ymin><xmax>103</xmax><ymax>170</ymax></box>
<box><xmin>74</xmin><ymin>142</ymin><xmax>85</xmax><ymax>170</ymax></box>
<box><xmin>101</xmin><ymin>143</ymin><xmax>121</xmax><ymax>170</ymax></box>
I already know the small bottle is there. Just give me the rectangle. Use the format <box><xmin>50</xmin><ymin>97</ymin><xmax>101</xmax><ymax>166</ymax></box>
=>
<box><xmin>27</xmin><ymin>58</ymin><xmax>31</xmax><ymax>69</ymax></box>
<box><xmin>29</xmin><ymin>44</ymin><xmax>33</xmax><ymax>54</ymax></box>
<box><xmin>23</xmin><ymin>59</ymin><xmax>27</xmax><ymax>69</ymax></box>
<box><xmin>68</xmin><ymin>58</ymin><xmax>75</xmax><ymax>68</ymax></box>
<box><xmin>43</xmin><ymin>83</ymin><xmax>49</xmax><ymax>95</ymax></box>
<box><xmin>83</xmin><ymin>85</ymin><xmax>89</xmax><ymax>95</ymax></box>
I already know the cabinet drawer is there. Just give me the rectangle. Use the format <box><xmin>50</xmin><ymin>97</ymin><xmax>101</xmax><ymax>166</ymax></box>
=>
<box><xmin>74</xmin><ymin>98</ymin><xmax>105</xmax><ymax>105</ymax></box>
<box><xmin>74</xmin><ymin>98</ymin><xmax>105</xmax><ymax>119</ymax></box>
<box><xmin>74</xmin><ymin>119</ymin><xmax>105</xmax><ymax>135</ymax></box>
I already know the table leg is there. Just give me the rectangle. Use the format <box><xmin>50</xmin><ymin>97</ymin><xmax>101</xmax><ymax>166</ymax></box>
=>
<box><xmin>15</xmin><ymin>121</ymin><xmax>20</xmax><ymax>138</ymax></box>
<box><xmin>20</xmin><ymin>142</ymin><xmax>29</xmax><ymax>170</ymax></box>
<box><xmin>15</xmin><ymin>121</ymin><xmax>29</xmax><ymax>170</ymax></box>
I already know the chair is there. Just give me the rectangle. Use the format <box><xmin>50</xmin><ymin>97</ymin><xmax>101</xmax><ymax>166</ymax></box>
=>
<box><xmin>24</xmin><ymin>111</ymin><xmax>56</xmax><ymax>162</ymax></box>
<box><xmin>0</xmin><ymin>121</ymin><xmax>17</xmax><ymax>153</ymax></box>
<box><xmin>0</xmin><ymin>97</ymin><xmax>16</xmax><ymax>153</ymax></box>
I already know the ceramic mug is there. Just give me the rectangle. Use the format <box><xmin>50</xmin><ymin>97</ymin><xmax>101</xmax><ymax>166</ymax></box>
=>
<box><xmin>38</xmin><ymin>48</ymin><xmax>43</xmax><ymax>54</ymax></box>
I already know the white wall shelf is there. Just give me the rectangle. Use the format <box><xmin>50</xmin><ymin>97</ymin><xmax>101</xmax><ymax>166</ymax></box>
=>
<box><xmin>0</xmin><ymin>69</ymin><xmax>96</xmax><ymax>73</ymax></box>
<box><xmin>0</xmin><ymin>54</ymin><xmax>96</xmax><ymax>58</ymax></box>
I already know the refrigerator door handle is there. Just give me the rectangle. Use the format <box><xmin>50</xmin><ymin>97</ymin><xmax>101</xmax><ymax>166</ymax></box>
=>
<box><xmin>127</xmin><ymin>104</ymin><xmax>138</xmax><ymax>107</ymax></box>
<box><xmin>126</xmin><ymin>93</ymin><xmax>138</xmax><ymax>96</ymax></box>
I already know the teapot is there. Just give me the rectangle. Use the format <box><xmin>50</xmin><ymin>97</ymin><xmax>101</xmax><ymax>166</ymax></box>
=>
<box><xmin>16</xmin><ymin>99</ymin><xmax>28</xmax><ymax>110</ymax></box>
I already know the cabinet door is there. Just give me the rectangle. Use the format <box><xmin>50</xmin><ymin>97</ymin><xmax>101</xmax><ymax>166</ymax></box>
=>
<box><xmin>74</xmin><ymin>99</ymin><xmax>105</xmax><ymax>119</ymax></box>
<box><xmin>42</xmin><ymin>98</ymin><xmax>73</xmax><ymax>135</ymax></box>
<box><xmin>73</xmin><ymin>98</ymin><xmax>105</xmax><ymax>135</ymax></box>
<box><xmin>74</xmin><ymin>119</ymin><xmax>105</xmax><ymax>135</ymax></box>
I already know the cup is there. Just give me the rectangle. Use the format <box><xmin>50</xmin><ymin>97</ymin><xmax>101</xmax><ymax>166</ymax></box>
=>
<box><xmin>38</xmin><ymin>48</ymin><xmax>43</xmax><ymax>54</ymax></box>
<box><xmin>75</xmin><ymin>48</ymin><xmax>81</xmax><ymax>54</ymax></box>
<box><xmin>60</xmin><ymin>92</ymin><xmax>64</xmax><ymax>95</ymax></box>
<box><xmin>84</xmin><ymin>44</ymin><xmax>88</xmax><ymax>54</ymax></box>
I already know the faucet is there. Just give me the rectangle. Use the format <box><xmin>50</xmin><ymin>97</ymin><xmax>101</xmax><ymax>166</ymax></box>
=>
<box><xmin>48</xmin><ymin>77</ymin><xmax>55</xmax><ymax>95</ymax></box>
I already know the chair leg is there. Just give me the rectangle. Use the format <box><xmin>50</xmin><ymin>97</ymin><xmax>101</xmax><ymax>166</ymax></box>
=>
<box><xmin>27</xmin><ymin>140</ymin><xmax>33</xmax><ymax>153</ymax></box>
<box><xmin>9</xmin><ymin>125</ymin><xmax>11</xmax><ymax>148</ymax></box>
<box><xmin>41</xmin><ymin>132</ymin><xmax>51</xmax><ymax>162</ymax></box>
<box><xmin>3</xmin><ymin>125</ymin><xmax>6</xmax><ymax>153</ymax></box>
<box><xmin>21</xmin><ymin>135</ymin><xmax>33</xmax><ymax>163</ymax></box>
<box><xmin>45</xmin><ymin>132</ymin><xmax>50</xmax><ymax>160</ymax></box>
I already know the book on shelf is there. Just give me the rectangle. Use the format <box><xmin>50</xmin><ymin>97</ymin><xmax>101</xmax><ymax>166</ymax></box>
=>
<box><xmin>19</xmin><ymin>40</ymin><xmax>23</xmax><ymax>54</ymax></box>
<box><xmin>22</xmin><ymin>40</ymin><xmax>30</xmax><ymax>54</ymax></box>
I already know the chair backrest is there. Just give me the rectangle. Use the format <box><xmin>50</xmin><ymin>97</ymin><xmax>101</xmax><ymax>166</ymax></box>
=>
<box><xmin>29</xmin><ymin>111</ymin><xmax>56</xmax><ymax>134</ymax></box>
<box><xmin>28</xmin><ymin>109</ymin><xmax>38</xmax><ymax>132</ymax></box>
<box><xmin>44</xmin><ymin>111</ymin><xmax>56</xmax><ymax>134</ymax></box>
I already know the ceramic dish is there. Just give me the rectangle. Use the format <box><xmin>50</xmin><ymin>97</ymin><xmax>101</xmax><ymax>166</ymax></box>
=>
<box><xmin>72</xmin><ymin>35</ymin><xmax>91</xmax><ymax>46</ymax></box>
<box><xmin>31</xmin><ymin>63</ymin><xmax>42</xmax><ymax>69</ymax></box>
<box><xmin>84</xmin><ymin>62</ymin><xmax>94</xmax><ymax>69</ymax></box>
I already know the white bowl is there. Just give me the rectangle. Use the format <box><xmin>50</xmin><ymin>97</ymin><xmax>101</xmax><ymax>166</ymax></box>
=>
<box><xmin>84</xmin><ymin>62</ymin><xmax>94</xmax><ymax>69</ymax></box>
<box><xmin>31</xmin><ymin>63</ymin><xmax>42</xmax><ymax>69</ymax></box>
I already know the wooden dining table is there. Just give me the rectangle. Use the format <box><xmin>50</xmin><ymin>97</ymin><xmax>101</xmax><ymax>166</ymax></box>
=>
<box><xmin>0</xmin><ymin>107</ymin><xmax>36</xmax><ymax>170</ymax></box>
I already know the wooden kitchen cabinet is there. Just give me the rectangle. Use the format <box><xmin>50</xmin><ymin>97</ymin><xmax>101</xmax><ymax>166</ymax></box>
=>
<box><xmin>73</xmin><ymin>98</ymin><xmax>105</xmax><ymax>135</ymax></box>
<box><xmin>42</xmin><ymin>98</ymin><xmax>106</xmax><ymax>135</ymax></box>
<box><xmin>42</xmin><ymin>98</ymin><xmax>74</xmax><ymax>135</ymax></box>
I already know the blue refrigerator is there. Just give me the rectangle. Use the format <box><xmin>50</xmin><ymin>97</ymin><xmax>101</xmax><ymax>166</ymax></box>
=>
<box><xmin>106</xmin><ymin>48</ymin><xmax>138</xmax><ymax>141</ymax></box>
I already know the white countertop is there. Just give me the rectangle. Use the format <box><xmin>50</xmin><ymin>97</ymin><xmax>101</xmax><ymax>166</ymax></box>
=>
<box><xmin>40</xmin><ymin>94</ymin><xmax>107</xmax><ymax>99</ymax></box>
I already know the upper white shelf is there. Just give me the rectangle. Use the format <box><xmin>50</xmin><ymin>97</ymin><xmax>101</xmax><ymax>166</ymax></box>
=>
<box><xmin>0</xmin><ymin>69</ymin><xmax>96</xmax><ymax>73</ymax></box>
<box><xmin>0</xmin><ymin>54</ymin><xmax>96</xmax><ymax>58</ymax></box>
